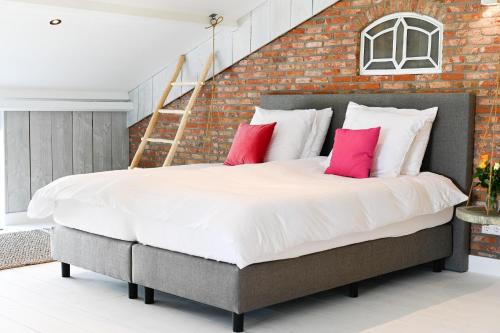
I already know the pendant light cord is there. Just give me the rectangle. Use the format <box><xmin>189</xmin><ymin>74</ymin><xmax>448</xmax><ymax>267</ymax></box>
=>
<box><xmin>486</xmin><ymin>61</ymin><xmax>499</xmax><ymax>213</ymax></box>
<box><xmin>203</xmin><ymin>14</ymin><xmax>223</xmax><ymax>160</ymax></box>
<box><xmin>466</xmin><ymin>59</ymin><xmax>499</xmax><ymax>210</ymax></box>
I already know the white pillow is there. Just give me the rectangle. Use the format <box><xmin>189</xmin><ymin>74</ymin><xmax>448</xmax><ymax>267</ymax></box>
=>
<box><xmin>251</xmin><ymin>107</ymin><xmax>315</xmax><ymax>161</ymax></box>
<box><xmin>344</xmin><ymin>102</ymin><xmax>438</xmax><ymax>176</ymax></box>
<box><xmin>341</xmin><ymin>102</ymin><xmax>426</xmax><ymax>177</ymax></box>
<box><xmin>393</xmin><ymin>108</ymin><xmax>437</xmax><ymax>176</ymax></box>
<box><xmin>301</xmin><ymin>108</ymin><xmax>333</xmax><ymax>158</ymax></box>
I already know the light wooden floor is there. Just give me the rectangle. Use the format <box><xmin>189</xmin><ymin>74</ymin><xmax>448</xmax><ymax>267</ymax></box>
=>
<box><xmin>0</xmin><ymin>262</ymin><xmax>499</xmax><ymax>333</ymax></box>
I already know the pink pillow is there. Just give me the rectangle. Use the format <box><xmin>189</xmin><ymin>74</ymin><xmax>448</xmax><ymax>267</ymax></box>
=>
<box><xmin>224</xmin><ymin>123</ymin><xmax>276</xmax><ymax>166</ymax></box>
<box><xmin>325</xmin><ymin>127</ymin><xmax>381</xmax><ymax>178</ymax></box>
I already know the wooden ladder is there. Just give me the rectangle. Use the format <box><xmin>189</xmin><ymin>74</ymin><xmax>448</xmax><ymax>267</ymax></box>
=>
<box><xmin>130</xmin><ymin>53</ymin><xmax>214</xmax><ymax>168</ymax></box>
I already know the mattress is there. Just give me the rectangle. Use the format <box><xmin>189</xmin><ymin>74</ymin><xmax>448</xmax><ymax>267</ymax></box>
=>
<box><xmin>28</xmin><ymin>157</ymin><xmax>467</xmax><ymax>268</ymax></box>
<box><xmin>53</xmin><ymin>201</ymin><xmax>453</xmax><ymax>264</ymax></box>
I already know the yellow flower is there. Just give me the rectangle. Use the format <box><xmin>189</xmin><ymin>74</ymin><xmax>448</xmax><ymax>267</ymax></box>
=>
<box><xmin>479</xmin><ymin>154</ymin><xmax>489</xmax><ymax>169</ymax></box>
<box><xmin>495</xmin><ymin>162</ymin><xmax>500</xmax><ymax>171</ymax></box>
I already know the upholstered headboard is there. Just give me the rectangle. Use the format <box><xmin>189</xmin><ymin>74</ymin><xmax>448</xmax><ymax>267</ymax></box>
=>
<box><xmin>260</xmin><ymin>93</ymin><xmax>475</xmax><ymax>272</ymax></box>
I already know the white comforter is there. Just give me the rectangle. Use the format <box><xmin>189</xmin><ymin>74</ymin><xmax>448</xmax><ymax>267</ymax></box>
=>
<box><xmin>28</xmin><ymin>158</ymin><xmax>467</xmax><ymax>268</ymax></box>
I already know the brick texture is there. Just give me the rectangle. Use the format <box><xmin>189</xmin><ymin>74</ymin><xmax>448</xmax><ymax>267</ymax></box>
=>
<box><xmin>130</xmin><ymin>0</ymin><xmax>500</xmax><ymax>258</ymax></box>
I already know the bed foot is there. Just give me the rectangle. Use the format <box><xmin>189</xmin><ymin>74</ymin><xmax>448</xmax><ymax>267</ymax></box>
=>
<box><xmin>128</xmin><ymin>283</ymin><xmax>138</xmax><ymax>299</ymax></box>
<box><xmin>61</xmin><ymin>262</ymin><xmax>70</xmax><ymax>278</ymax></box>
<box><xmin>433</xmin><ymin>258</ymin><xmax>444</xmax><ymax>273</ymax></box>
<box><xmin>144</xmin><ymin>287</ymin><xmax>155</xmax><ymax>304</ymax></box>
<box><xmin>232</xmin><ymin>313</ymin><xmax>244</xmax><ymax>332</ymax></box>
<box><xmin>348</xmin><ymin>283</ymin><xmax>359</xmax><ymax>298</ymax></box>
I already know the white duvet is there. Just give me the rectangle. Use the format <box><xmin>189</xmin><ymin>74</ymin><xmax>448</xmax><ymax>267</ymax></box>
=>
<box><xmin>28</xmin><ymin>158</ymin><xmax>467</xmax><ymax>268</ymax></box>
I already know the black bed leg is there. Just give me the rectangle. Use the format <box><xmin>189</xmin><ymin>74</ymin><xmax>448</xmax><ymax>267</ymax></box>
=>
<box><xmin>348</xmin><ymin>283</ymin><xmax>359</xmax><ymax>298</ymax></box>
<box><xmin>128</xmin><ymin>283</ymin><xmax>138</xmax><ymax>299</ymax></box>
<box><xmin>232</xmin><ymin>313</ymin><xmax>244</xmax><ymax>332</ymax></box>
<box><xmin>433</xmin><ymin>258</ymin><xmax>444</xmax><ymax>273</ymax></box>
<box><xmin>61</xmin><ymin>262</ymin><xmax>70</xmax><ymax>278</ymax></box>
<box><xmin>144</xmin><ymin>287</ymin><xmax>155</xmax><ymax>304</ymax></box>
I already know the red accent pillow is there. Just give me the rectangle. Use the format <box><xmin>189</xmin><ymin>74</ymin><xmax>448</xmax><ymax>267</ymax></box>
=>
<box><xmin>325</xmin><ymin>127</ymin><xmax>381</xmax><ymax>178</ymax></box>
<box><xmin>224</xmin><ymin>123</ymin><xmax>277</xmax><ymax>166</ymax></box>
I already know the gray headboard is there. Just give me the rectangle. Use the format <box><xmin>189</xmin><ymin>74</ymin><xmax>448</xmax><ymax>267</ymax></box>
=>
<box><xmin>261</xmin><ymin>93</ymin><xmax>475</xmax><ymax>272</ymax></box>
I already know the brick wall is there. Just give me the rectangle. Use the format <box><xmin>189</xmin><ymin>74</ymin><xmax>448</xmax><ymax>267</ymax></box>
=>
<box><xmin>130</xmin><ymin>0</ymin><xmax>500</xmax><ymax>258</ymax></box>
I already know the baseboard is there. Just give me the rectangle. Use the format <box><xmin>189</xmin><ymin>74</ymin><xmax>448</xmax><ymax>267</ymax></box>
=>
<box><xmin>5</xmin><ymin>212</ymin><xmax>54</xmax><ymax>226</ymax></box>
<box><xmin>468</xmin><ymin>255</ymin><xmax>500</xmax><ymax>277</ymax></box>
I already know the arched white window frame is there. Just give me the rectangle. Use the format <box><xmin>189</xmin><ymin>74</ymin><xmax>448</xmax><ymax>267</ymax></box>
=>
<box><xmin>360</xmin><ymin>12</ymin><xmax>443</xmax><ymax>75</ymax></box>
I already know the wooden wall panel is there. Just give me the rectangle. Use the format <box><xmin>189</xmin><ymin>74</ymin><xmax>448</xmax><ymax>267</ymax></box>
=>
<box><xmin>251</xmin><ymin>1</ymin><xmax>271</xmax><ymax>52</ymax></box>
<box><xmin>5</xmin><ymin>112</ymin><xmax>30</xmax><ymax>213</ymax></box>
<box><xmin>181</xmin><ymin>40</ymin><xmax>212</xmax><ymax>95</ymax></box>
<box><xmin>73</xmin><ymin>112</ymin><xmax>93</xmax><ymax>175</ymax></box>
<box><xmin>29</xmin><ymin>112</ymin><xmax>52</xmax><ymax>197</ymax></box>
<box><xmin>270</xmin><ymin>0</ymin><xmax>292</xmax><ymax>39</ymax></box>
<box><xmin>127</xmin><ymin>88</ymin><xmax>139</xmax><ymax>127</ymax></box>
<box><xmin>232</xmin><ymin>13</ymin><xmax>252</xmax><ymax>63</ymax></box>
<box><xmin>152</xmin><ymin>67</ymin><xmax>168</xmax><ymax>110</ymax></box>
<box><xmin>52</xmin><ymin>112</ymin><xmax>73</xmax><ymax>179</ymax></box>
<box><xmin>291</xmin><ymin>0</ymin><xmax>313</xmax><ymax>27</ymax></box>
<box><xmin>214</xmin><ymin>31</ymin><xmax>234</xmax><ymax>74</ymax></box>
<box><xmin>138</xmin><ymin>79</ymin><xmax>153</xmax><ymax>122</ymax></box>
<box><xmin>4</xmin><ymin>111</ymin><xmax>129</xmax><ymax>213</ymax></box>
<box><xmin>313</xmin><ymin>0</ymin><xmax>336</xmax><ymax>14</ymax></box>
<box><xmin>153</xmin><ymin>62</ymin><xmax>183</xmax><ymax>108</ymax></box>
<box><xmin>92</xmin><ymin>112</ymin><xmax>112</xmax><ymax>172</ymax></box>
<box><xmin>111</xmin><ymin>112</ymin><xmax>129</xmax><ymax>170</ymax></box>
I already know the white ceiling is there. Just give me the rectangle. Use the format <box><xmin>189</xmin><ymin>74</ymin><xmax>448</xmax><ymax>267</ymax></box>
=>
<box><xmin>0</xmin><ymin>0</ymin><xmax>263</xmax><ymax>96</ymax></box>
<box><xmin>83</xmin><ymin>0</ymin><xmax>262</xmax><ymax>19</ymax></box>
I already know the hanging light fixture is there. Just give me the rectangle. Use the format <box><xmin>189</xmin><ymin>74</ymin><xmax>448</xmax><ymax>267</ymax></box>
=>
<box><xmin>202</xmin><ymin>13</ymin><xmax>224</xmax><ymax>159</ymax></box>
<box><xmin>49</xmin><ymin>19</ymin><xmax>62</xmax><ymax>25</ymax></box>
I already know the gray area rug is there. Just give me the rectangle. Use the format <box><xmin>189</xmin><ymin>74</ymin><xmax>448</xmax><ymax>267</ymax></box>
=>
<box><xmin>0</xmin><ymin>229</ymin><xmax>53</xmax><ymax>270</ymax></box>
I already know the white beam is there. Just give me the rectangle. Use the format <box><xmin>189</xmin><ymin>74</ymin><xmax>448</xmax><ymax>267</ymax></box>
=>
<box><xmin>7</xmin><ymin>0</ymin><xmax>238</xmax><ymax>26</ymax></box>
<box><xmin>0</xmin><ymin>99</ymin><xmax>133</xmax><ymax>112</ymax></box>
<box><xmin>0</xmin><ymin>88</ymin><xmax>130</xmax><ymax>101</ymax></box>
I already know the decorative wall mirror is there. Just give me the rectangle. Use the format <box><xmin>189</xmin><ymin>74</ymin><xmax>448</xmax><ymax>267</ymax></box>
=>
<box><xmin>360</xmin><ymin>12</ymin><xmax>443</xmax><ymax>75</ymax></box>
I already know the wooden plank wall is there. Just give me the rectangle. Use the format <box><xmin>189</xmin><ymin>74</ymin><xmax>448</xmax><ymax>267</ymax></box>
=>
<box><xmin>5</xmin><ymin>112</ymin><xmax>30</xmax><ymax>213</ymax></box>
<box><xmin>4</xmin><ymin>111</ymin><xmax>129</xmax><ymax>213</ymax></box>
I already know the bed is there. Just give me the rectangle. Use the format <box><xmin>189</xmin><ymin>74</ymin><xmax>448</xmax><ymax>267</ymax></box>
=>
<box><xmin>31</xmin><ymin>93</ymin><xmax>474</xmax><ymax>332</ymax></box>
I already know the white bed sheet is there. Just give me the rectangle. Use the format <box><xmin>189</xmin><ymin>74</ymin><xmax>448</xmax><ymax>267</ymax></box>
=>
<box><xmin>53</xmin><ymin>201</ymin><xmax>453</xmax><ymax>265</ymax></box>
<box><xmin>29</xmin><ymin>158</ymin><xmax>467</xmax><ymax>268</ymax></box>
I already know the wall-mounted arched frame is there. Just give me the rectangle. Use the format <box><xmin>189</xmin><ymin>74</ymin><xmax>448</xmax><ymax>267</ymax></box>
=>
<box><xmin>360</xmin><ymin>12</ymin><xmax>443</xmax><ymax>75</ymax></box>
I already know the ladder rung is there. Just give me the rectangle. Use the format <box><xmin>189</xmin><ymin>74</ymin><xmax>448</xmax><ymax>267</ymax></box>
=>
<box><xmin>171</xmin><ymin>82</ymin><xmax>204</xmax><ymax>86</ymax></box>
<box><xmin>130</xmin><ymin>53</ymin><xmax>214</xmax><ymax>169</ymax></box>
<box><xmin>158</xmin><ymin>109</ymin><xmax>188</xmax><ymax>115</ymax></box>
<box><xmin>142</xmin><ymin>137</ymin><xmax>175</xmax><ymax>144</ymax></box>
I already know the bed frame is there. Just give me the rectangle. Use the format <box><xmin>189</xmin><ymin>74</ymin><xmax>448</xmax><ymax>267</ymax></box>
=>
<box><xmin>51</xmin><ymin>93</ymin><xmax>475</xmax><ymax>332</ymax></box>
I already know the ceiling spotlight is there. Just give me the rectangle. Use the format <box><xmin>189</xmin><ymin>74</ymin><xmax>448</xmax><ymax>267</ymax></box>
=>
<box><xmin>49</xmin><ymin>19</ymin><xmax>62</xmax><ymax>25</ymax></box>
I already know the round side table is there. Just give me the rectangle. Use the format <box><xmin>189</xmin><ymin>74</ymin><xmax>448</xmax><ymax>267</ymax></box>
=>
<box><xmin>456</xmin><ymin>206</ymin><xmax>500</xmax><ymax>226</ymax></box>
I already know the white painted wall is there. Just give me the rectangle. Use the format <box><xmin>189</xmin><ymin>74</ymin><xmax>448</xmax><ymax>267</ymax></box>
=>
<box><xmin>1</xmin><ymin>0</ymin><xmax>340</xmax><ymax>124</ymax></box>
<box><xmin>469</xmin><ymin>255</ymin><xmax>500</xmax><ymax>277</ymax></box>
<box><xmin>0</xmin><ymin>0</ymin><xmax>264</xmax><ymax>94</ymax></box>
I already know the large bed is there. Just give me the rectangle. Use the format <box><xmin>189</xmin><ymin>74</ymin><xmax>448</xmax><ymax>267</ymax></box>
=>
<box><xmin>29</xmin><ymin>93</ymin><xmax>474</xmax><ymax>332</ymax></box>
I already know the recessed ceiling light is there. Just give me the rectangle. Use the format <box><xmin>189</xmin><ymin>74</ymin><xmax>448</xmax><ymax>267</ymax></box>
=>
<box><xmin>49</xmin><ymin>19</ymin><xmax>62</xmax><ymax>25</ymax></box>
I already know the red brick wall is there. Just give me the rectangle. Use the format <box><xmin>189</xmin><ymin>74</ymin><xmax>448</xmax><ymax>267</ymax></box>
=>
<box><xmin>130</xmin><ymin>0</ymin><xmax>500</xmax><ymax>258</ymax></box>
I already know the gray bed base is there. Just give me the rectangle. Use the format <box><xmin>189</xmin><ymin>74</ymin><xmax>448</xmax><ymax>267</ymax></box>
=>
<box><xmin>51</xmin><ymin>225</ymin><xmax>140</xmax><ymax>299</ymax></box>
<box><xmin>52</xmin><ymin>223</ymin><xmax>451</xmax><ymax>331</ymax></box>
<box><xmin>51</xmin><ymin>93</ymin><xmax>474</xmax><ymax>332</ymax></box>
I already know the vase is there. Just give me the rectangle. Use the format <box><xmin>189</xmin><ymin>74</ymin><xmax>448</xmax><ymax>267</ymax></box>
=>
<box><xmin>486</xmin><ymin>192</ymin><xmax>499</xmax><ymax>213</ymax></box>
